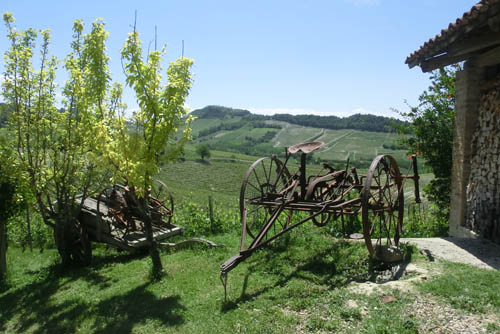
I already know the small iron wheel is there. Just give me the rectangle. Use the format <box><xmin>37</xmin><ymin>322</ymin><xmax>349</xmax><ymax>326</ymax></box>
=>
<box><xmin>240</xmin><ymin>156</ymin><xmax>293</xmax><ymax>250</ymax></box>
<box><xmin>361</xmin><ymin>155</ymin><xmax>404</xmax><ymax>259</ymax></box>
<box><xmin>305</xmin><ymin>171</ymin><xmax>354</xmax><ymax>227</ymax></box>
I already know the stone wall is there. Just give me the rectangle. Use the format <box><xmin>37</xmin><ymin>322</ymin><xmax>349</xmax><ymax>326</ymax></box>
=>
<box><xmin>466</xmin><ymin>82</ymin><xmax>500</xmax><ymax>243</ymax></box>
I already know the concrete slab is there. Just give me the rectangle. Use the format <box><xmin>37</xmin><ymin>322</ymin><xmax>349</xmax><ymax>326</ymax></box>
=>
<box><xmin>401</xmin><ymin>237</ymin><xmax>500</xmax><ymax>270</ymax></box>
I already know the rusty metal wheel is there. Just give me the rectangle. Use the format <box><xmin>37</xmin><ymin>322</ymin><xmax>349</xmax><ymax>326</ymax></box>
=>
<box><xmin>362</xmin><ymin>155</ymin><xmax>403</xmax><ymax>258</ymax></box>
<box><xmin>150</xmin><ymin>179</ymin><xmax>174</xmax><ymax>226</ymax></box>
<box><xmin>240</xmin><ymin>156</ymin><xmax>293</xmax><ymax>249</ymax></box>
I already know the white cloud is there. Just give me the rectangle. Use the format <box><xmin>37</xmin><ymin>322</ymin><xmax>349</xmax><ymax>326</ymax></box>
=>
<box><xmin>344</xmin><ymin>0</ymin><xmax>380</xmax><ymax>6</ymax></box>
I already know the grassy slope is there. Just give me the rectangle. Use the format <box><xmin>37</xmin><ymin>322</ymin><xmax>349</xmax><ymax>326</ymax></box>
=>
<box><xmin>159</xmin><ymin>148</ymin><xmax>431</xmax><ymax>206</ymax></box>
<box><xmin>2</xmin><ymin>228</ymin><xmax>499</xmax><ymax>334</ymax></box>
<box><xmin>190</xmin><ymin>117</ymin><xmax>413</xmax><ymax>169</ymax></box>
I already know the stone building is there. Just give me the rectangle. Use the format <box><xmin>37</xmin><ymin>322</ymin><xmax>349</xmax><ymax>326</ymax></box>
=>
<box><xmin>406</xmin><ymin>0</ymin><xmax>500</xmax><ymax>243</ymax></box>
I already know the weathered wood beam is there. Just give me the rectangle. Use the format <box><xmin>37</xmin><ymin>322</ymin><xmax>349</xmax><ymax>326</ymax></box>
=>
<box><xmin>448</xmin><ymin>31</ymin><xmax>500</xmax><ymax>57</ymax></box>
<box><xmin>420</xmin><ymin>52</ymin><xmax>475</xmax><ymax>73</ymax></box>
<box><xmin>477</xmin><ymin>45</ymin><xmax>500</xmax><ymax>67</ymax></box>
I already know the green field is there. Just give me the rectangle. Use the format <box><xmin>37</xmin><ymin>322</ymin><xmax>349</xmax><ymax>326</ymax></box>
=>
<box><xmin>160</xmin><ymin>146</ymin><xmax>431</xmax><ymax>208</ymax></box>
<box><xmin>189</xmin><ymin>116</ymin><xmax>413</xmax><ymax>169</ymax></box>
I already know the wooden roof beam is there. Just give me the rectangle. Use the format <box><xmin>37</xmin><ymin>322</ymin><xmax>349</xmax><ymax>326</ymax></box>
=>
<box><xmin>420</xmin><ymin>52</ymin><xmax>475</xmax><ymax>73</ymax></box>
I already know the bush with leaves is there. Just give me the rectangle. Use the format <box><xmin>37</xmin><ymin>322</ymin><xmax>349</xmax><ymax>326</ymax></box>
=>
<box><xmin>396</xmin><ymin>67</ymin><xmax>457</xmax><ymax>221</ymax></box>
<box><xmin>196</xmin><ymin>145</ymin><xmax>211</xmax><ymax>161</ymax></box>
<box><xmin>0</xmin><ymin>138</ymin><xmax>25</xmax><ymax>282</ymax></box>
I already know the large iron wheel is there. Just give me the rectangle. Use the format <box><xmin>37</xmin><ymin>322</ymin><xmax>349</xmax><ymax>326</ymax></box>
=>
<box><xmin>150</xmin><ymin>179</ymin><xmax>174</xmax><ymax>226</ymax></box>
<box><xmin>69</xmin><ymin>220</ymin><xmax>92</xmax><ymax>265</ymax></box>
<box><xmin>361</xmin><ymin>155</ymin><xmax>403</xmax><ymax>258</ymax></box>
<box><xmin>240</xmin><ymin>156</ymin><xmax>293</xmax><ymax>249</ymax></box>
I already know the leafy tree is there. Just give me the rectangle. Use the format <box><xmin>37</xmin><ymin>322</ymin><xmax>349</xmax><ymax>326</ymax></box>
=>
<box><xmin>2</xmin><ymin>13</ymin><xmax>120</xmax><ymax>266</ymax></box>
<box><xmin>0</xmin><ymin>139</ymin><xmax>25</xmax><ymax>283</ymax></box>
<box><xmin>116</xmin><ymin>25</ymin><xmax>194</xmax><ymax>278</ymax></box>
<box><xmin>397</xmin><ymin>67</ymin><xmax>457</xmax><ymax>219</ymax></box>
<box><xmin>196</xmin><ymin>145</ymin><xmax>211</xmax><ymax>161</ymax></box>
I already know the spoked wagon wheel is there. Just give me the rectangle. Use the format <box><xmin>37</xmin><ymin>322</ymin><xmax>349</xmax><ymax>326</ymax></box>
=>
<box><xmin>240</xmin><ymin>156</ymin><xmax>293</xmax><ymax>249</ymax></box>
<box><xmin>150</xmin><ymin>179</ymin><xmax>174</xmax><ymax>226</ymax></box>
<box><xmin>69</xmin><ymin>220</ymin><xmax>92</xmax><ymax>265</ymax></box>
<box><xmin>361</xmin><ymin>155</ymin><xmax>404</xmax><ymax>259</ymax></box>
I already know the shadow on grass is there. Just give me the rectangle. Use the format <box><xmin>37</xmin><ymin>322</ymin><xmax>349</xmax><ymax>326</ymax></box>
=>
<box><xmin>0</xmin><ymin>264</ymin><xmax>89</xmax><ymax>333</ymax></box>
<box><xmin>222</xmin><ymin>240</ymin><xmax>415</xmax><ymax>311</ymax></box>
<box><xmin>0</xmin><ymin>251</ymin><xmax>185</xmax><ymax>333</ymax></box>
<box><xmin>92</xmin><ymin>284</ymin><xmax>185</xmax><ymax>333</ymax></box>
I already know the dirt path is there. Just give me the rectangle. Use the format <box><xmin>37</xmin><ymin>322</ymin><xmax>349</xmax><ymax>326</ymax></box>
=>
<box><xmin>321</xmin><ymin>130</ymin><xmax>354</xmax><ymax>152</ymax></box>
<box><xmin>272</xmin><ymin>123</ymin><xmax>290</xmax><ymax>147</ymax></box>
<box><xmin>348</xmin><ymin>237</ymin><xmax>500</xmax><ymax>333</ymax></box>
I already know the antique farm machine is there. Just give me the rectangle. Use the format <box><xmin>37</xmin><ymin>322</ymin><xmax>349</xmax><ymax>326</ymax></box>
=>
<box><xmin>71</xmin><ymin>179</ymin><xmax>182</xmax><ymax>263</ymax></box>
<box><xmin>221</xmin><ymin>141</ymin><xmax>420</xmax><ymax>277</ymax></box>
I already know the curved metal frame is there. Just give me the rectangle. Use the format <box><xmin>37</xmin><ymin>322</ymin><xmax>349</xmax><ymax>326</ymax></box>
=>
<box><xmin>361</xmin><ymin>155</ymin><xmax>404</xmax><ymax>258</ymax></box>
<box><xmin>221</xmin><ymin>144</ymin><xmax>419</xmax><ymax>276</ymax></box>
<box><xmin>239</xmin><ymin>156</ymin><xmax>293</xmax><ymax>249</ymax></box>
<box><xmin>150</xmin><ymin>179</ymin><xmax>175</xmax><ymax>226</ymax></box>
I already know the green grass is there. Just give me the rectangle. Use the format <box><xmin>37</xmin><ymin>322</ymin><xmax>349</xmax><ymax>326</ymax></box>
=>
<box><xmin>2</xmin><ymin>212</ymin><xmax>498</xmax><ymax>333</ymax></box>
<box><xmin>417</xmin><ymin>261</ymin><xmax>500</xmax><ymax>314</ymax></box>
<box><xmin>0</xmin><ymin>227</ymin><xmax>403</xmax><ymax>334</ymax></box>
<box><xmin>158</xmin><ymin>159</ymin><xmax>249</xmax><ymax>205</ymax></box>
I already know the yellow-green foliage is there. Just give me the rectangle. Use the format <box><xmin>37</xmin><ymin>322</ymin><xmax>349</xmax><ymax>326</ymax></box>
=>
<box><xmin>2</xmin><ymin>13</ymin><xmax>123</xmax><ymax>228</ymax></box>
<box><xmin>117</xmin><ymin>29</ymin><xmax>194</xmax><ymax>193</ymax></box>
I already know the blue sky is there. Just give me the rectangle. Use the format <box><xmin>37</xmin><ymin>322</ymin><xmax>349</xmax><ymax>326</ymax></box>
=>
<box><xmin>1</xmin><ymin>0</ymin><xmax>478</xmax><ymax>118</ymax></box>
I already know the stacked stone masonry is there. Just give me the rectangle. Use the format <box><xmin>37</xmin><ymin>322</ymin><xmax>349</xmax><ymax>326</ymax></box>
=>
<box><xmin>466</xmin><ymin>82</ymin><xmax>500</xmax><ymax>243</ymax></box>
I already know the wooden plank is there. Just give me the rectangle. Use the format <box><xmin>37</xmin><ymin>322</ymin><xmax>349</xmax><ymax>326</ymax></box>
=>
<box><xmin>125</xmin><ymin>226</ymin><xmax>183</xmax><ymax>248</ymax></box>
<box><xmin>420</xmin><ymin>52</ymin><xmax>474</xmax><ymax>73</ymax></box>
<box><xmin>82</xmin><ymin>197</ymin><xmax>109</xmax><ymax>215</ymax></box>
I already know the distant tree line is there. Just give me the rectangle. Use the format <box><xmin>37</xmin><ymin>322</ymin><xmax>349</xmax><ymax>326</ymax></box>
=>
<box><xmin>244</xmin><ymin>131</ymin><xmax>278</xmax><ymax>145</ymax></box>
<box><xmin>270</xmin><ymin>113</ymin><xmax>401</xmax><ymax>133</ymax></box>
<box><xmin>382</xmin><ymin>142</ymin><xmax>408</xmax><ymax>150</ymax></box>
<box><xmin>191</xmin><ymin>105</ymin><xmax>251</xmax><ymax>119</ymax></box>
<box><xmin>191</xmin><ymin>105</ymin><xmax>406</xmax><ymax>133</ymax></box>
<box><xmin>251</xmin><ymin>121</ymin><xmax>281</xmax><ymax>129</ymax></box>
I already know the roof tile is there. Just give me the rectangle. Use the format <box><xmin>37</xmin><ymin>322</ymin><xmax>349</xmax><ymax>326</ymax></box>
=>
<box><xmin>406</xmin><ymin>0</ymin><xmax>500</xmax><ymax>67</ymax></box>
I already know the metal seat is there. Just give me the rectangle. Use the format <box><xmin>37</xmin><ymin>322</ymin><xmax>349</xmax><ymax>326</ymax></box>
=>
<box><xmin>288</xmin><ymin>141</ymin><xmax>325</xmax><ymax>154</ymax></box>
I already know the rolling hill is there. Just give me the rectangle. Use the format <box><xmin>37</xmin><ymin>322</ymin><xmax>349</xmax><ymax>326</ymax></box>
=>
<box><xmin>187</xmin><ymin>105</ymin><xmax>410</xmax><ymax>169</ymax></box>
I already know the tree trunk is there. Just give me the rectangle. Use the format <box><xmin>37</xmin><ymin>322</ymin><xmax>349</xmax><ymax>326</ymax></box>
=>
<box><xmin>140</xmin><ymin>197</ymin><xmax>163</xmax><ymax>279</ymax></box>
<box><xmin>54</xmin><ymin>220</ymin><xmax>71</xmax><ymax>267</ymax></box>
<box><xmin>0</xmin><ymin>216</ymin><xmax>7</xmax><ymax>283</ymax></box>
<box><xmin>26</xmin><ymin>206</ymin><xmax>32</xmax><ymax>252</ymax></box>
